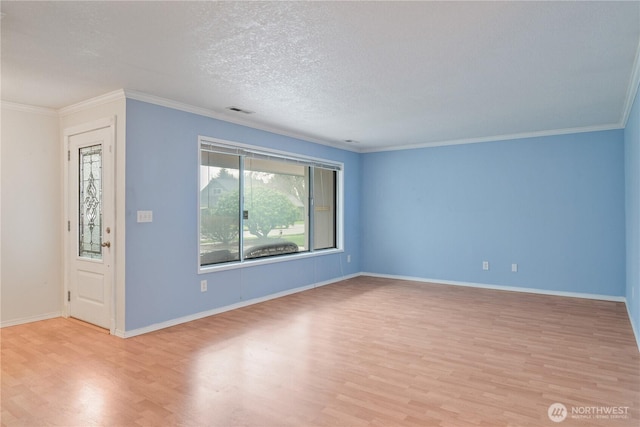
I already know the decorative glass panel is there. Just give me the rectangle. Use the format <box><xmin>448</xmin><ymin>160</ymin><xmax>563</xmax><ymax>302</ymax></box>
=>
<box><xmin>79</xmin><ymin>145</ymin><xmax>102</xmax><ymax>259</ymax></box>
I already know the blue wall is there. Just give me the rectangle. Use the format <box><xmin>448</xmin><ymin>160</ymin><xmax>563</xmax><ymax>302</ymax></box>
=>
<box><xmin>361</xmin><ymin>131</ymin><xmax>626</xmax><ymax>296</ymax></box>
<box><xmin>625</xmin><ymin>84</ymin><xmax>640</xmax><ymax>343</ymax></box>
<box><xmin>124</xmin><ymin>98</ymin><xmax>633</xmax><ymax>337</ymax></box>
<box><xmin>125</xmin><ymin>100</ymin><xmax>361</xmax><ymax>331</ymax></box>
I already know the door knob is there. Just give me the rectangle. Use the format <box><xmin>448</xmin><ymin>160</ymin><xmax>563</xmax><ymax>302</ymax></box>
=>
<box><xmin>101</xmin><ymin>241</ymin><xmax>111</xmax><ymax>248</ymax></box>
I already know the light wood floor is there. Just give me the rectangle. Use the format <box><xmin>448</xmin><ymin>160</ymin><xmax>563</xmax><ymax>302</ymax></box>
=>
<box><xmin>1</xmin><ymin>276</ymin><xmax>639</xmax><ymax>426</ymax></box>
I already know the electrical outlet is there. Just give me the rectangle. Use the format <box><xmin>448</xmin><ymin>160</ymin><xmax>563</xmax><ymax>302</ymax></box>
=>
<box><xmin>200</xmin><ymin>280</ymin><xmax>207</xmax><ymax>292</ymax></box>
<box><xmin>482</xmin><ymin>261</ymin><xmax>489</xmax><ymax>271</ymax></box>
<box><xmin>347</xmin><ymin>254</ymin><xmax>351</xmax><ymax>263</ymax></box>
<box><xmin>511</xmin><ymin>263</ymin><xmax>518</xmax><ymax>272</ymax></box>
<box><xmin>137</xmin><ymin>210</ymin><xmax>153</xmax><ymax>223</ymax></box>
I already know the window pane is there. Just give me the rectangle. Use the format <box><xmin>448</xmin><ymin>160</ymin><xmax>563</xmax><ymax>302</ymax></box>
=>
<box><xmin>313</xmin><ymin>168</ymin><xmax>336</xmax><ymax>250</ymax></box>
<box><xmin>199</xmin><ymin>138</ymin><xmax>341</xmax><ymax>270</ymax></box>
<box><xmin>200</xmin><ymin>152</ymin><xmax>240</xmax><ymax>265</ymax></box>
<box><xmin>243</xmin><ymin>158</ymin><xmax>309</xmax><ymax>259</ymax></box>
<box><xmin>79</xmin><ymin>144</ymin><xmax>103</xmax><ymax>259</ymax></box>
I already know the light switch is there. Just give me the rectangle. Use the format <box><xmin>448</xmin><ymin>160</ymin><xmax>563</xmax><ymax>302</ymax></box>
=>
<box><xmin>137</xmin><ymin>210</ymin><xmax>153</xmax><ymax>223</ymax></box>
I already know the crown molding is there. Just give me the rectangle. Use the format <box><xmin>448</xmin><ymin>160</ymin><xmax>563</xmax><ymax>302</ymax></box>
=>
<box><xmin>621</xmin><ymin>39</ymin><xmax>640</xmax><ymax>128</ymax></box>
<box><xmin>360</xmin><ymin>123</ymin><xmax>624</xmax><ymax>153</ymax></box>
<box><xmin>10</xmin><ymin>84</ymin><xmax>632</xmax><ymax>154</ymax></box>
<box><xmin>0</xmin><ymin>101</ymin><xmax>58</xmax><ymax>117</ymax></box>
<box><xmin>58</xmin><ymin>89</ymin><xmax>126</xmax><ymax>117</ymax></box>
<box><xmin>123</xmin><ymin>89</ymin><xmax>359</xmax><ymax>153</ymax></box>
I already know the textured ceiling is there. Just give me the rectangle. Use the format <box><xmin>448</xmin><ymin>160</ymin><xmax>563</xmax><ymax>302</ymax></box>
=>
<box><xmin>2</xmin><ymin>1</ymin><xmax>639</xmax><ymax>151</ymax></box>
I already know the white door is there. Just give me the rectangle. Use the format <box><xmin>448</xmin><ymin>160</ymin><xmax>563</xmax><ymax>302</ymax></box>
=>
<box><xmin>67</xmin><ymin>125</ymin><xmax>114</xmax><ymax>329</ymax></box>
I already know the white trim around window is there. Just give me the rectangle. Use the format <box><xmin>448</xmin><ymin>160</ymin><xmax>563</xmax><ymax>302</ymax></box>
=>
<box><xmin>198</xmin><ymin>136</ymin><xmax>344</xmax><ymax>274</ymax></box>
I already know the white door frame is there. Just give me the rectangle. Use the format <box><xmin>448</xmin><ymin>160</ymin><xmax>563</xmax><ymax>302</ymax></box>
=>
<box><xmin>63</xmin><ymin>117</ymin><xmax>116</xmax><ymax>334</ymax></box>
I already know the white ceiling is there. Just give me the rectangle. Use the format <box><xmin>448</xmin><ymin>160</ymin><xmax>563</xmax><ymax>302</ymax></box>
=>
<box><xmin>2</xmin><ymin>1</ymin><xmax>639</xmax><ymax>152</ymax></box>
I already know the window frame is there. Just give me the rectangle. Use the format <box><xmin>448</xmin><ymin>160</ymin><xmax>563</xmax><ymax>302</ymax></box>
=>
<box><xmin>198</xmin><ymin>136</ymin><xmax>344</xmax><ymax>273</ymax></box>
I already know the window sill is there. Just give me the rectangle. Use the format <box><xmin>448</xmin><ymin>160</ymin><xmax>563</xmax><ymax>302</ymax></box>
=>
<box><xmin>198</xmin><ymin>248</ymin><xmax>344</xmax><ymax>274</ymax></box>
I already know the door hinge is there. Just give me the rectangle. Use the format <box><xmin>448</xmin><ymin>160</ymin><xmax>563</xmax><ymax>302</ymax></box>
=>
<box><xmin>67</xmin><ymin>220</ymin><xmax>71</xmax><ymax>232</ymax></box>
<box><xmin>67</xmin><ymin>291</ymin><xmax>71</xmax><ymax>302</ymax></box>
<box><xmin>67</xmin><ymin>150</ymin><xmax>70</xmax><ymax>161</ymax></box>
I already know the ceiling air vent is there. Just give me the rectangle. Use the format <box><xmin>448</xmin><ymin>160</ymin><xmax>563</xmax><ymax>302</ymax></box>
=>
<box><xmin>226</xmin><ymin>106</ymin><xmax>254</xmax><ymax>114</ymax></box>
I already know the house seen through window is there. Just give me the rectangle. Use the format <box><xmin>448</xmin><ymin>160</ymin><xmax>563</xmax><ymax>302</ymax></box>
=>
<box><xmin>199</xmin><ymin>139</ymin><xmax>340</xmax><ymax>268</ymax></box>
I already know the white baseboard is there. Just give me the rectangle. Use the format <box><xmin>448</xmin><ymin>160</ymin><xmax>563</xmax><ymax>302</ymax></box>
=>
<box><xmin>121</xmin><ymin>273</ymin><xmax>360</xmax><ymax>338</ymax></box>
<box><xmin>0</xmin><ymin>311</ymin><xmax>62</xmax><ymax>328</ymax></box>
<box><xmin>362</xmin><ymin>272</ymin><xmax>626</xmax><ymax>302</ymax></box>
<box><xmin>625</xmin><ymin>303</ymin><xmax>640</xmax><ymax>352</ymax></box>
